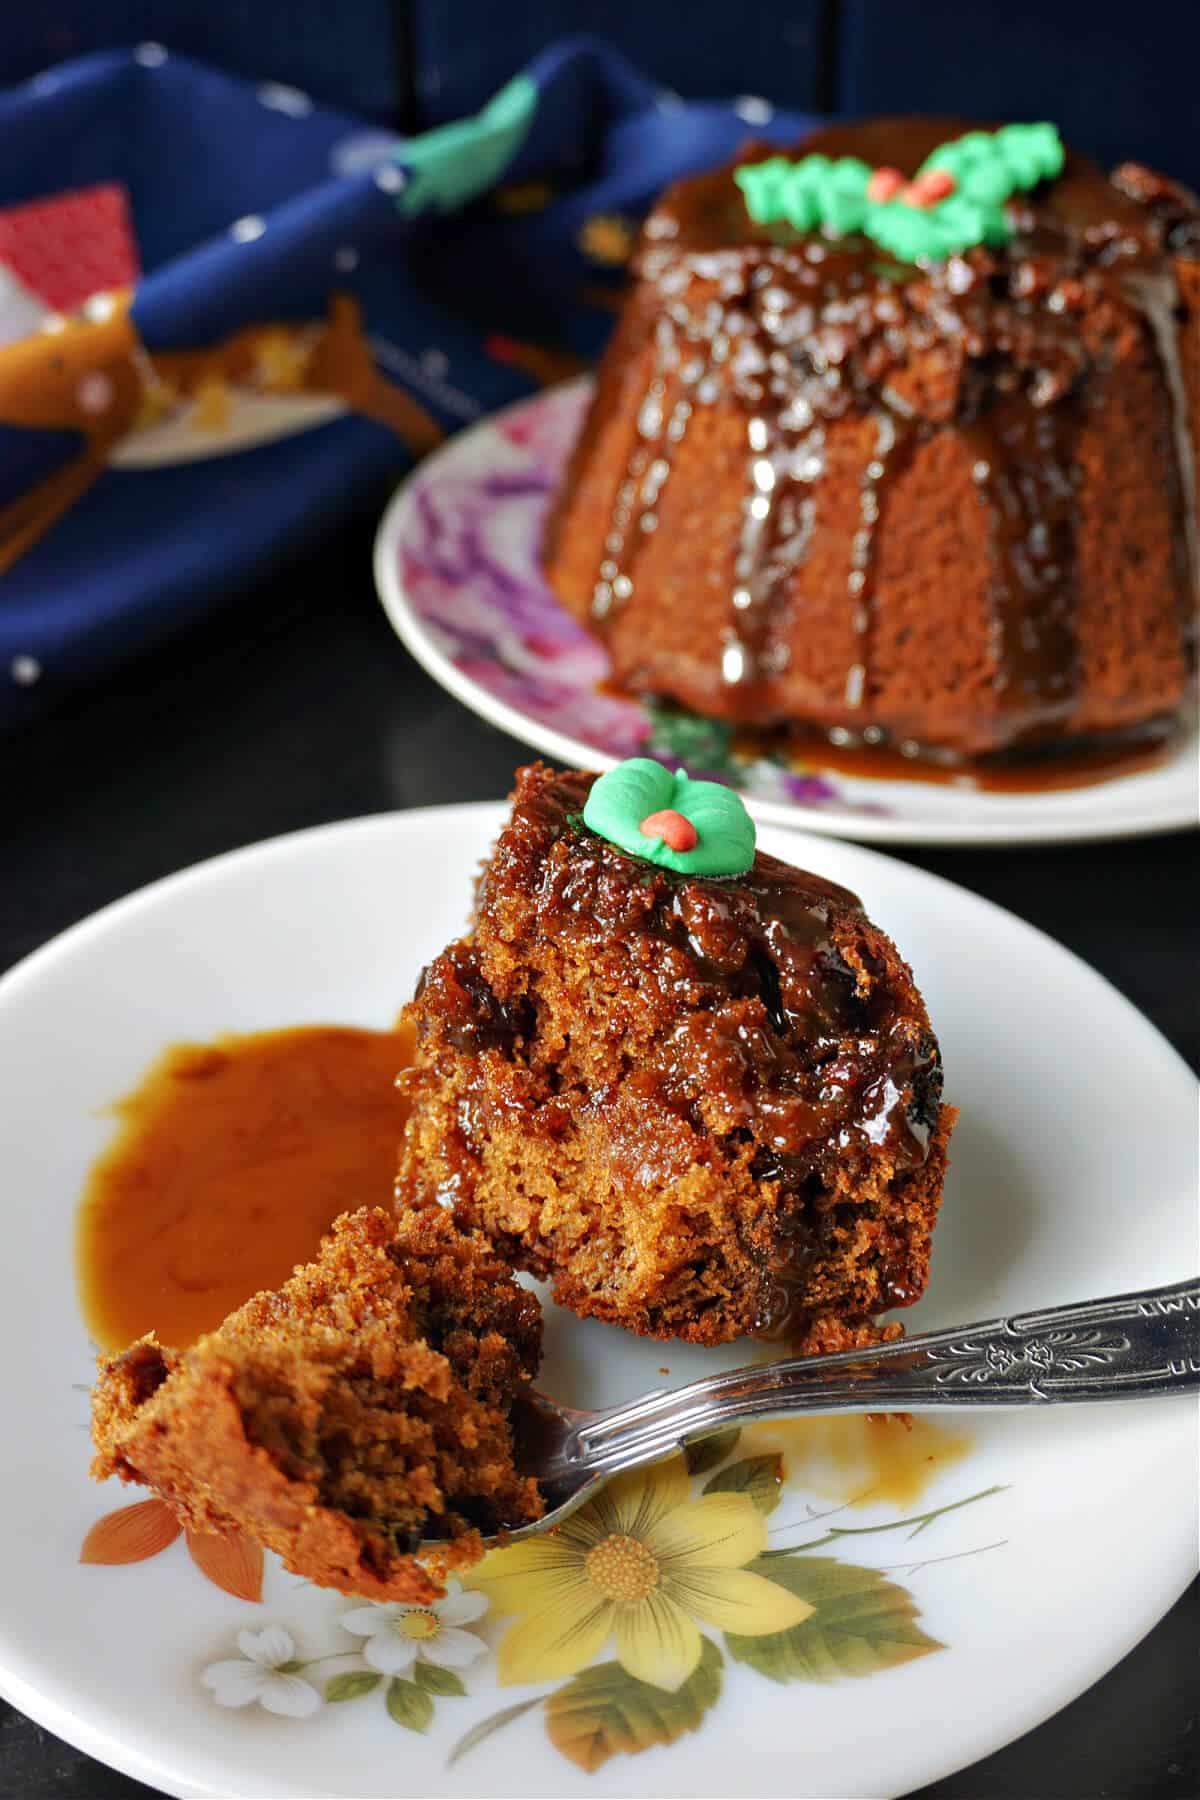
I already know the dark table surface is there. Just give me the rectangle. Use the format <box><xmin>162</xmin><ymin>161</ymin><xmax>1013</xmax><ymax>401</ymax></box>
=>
<box><xmin>1</xmin><ymin>498</ymin><xmax>1197</xmax><ymax>1800</ymax></box>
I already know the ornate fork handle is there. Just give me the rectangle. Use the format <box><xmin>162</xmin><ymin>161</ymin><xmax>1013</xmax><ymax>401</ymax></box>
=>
<box><xmin>561</xmin><ymin>1279</ymin><xmax>1200</xmax><ymax>1489</ymax></box>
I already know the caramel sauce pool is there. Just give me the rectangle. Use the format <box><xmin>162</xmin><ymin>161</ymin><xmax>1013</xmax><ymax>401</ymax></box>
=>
<box><xmin>772</xmin><ymin>730</ymin><xmax>1176</xmax><ymax>793</ymax></box>
<box><xmin>76</xmin><ymin>1023</ymin><xmax>415</xmax><ymax>1352</ymax></box>
<box><xmin>76</xmin><ymin>1023</ymin><xmax>967</xmax><ymax>1505</ymax></box>
<box><xmin>596</xmin><ymin>682</ymin><xmax>1179</xmax><ymax>791</ymax></box>
<box><xmin>742</xmin><ymin>1413</ymin><xmax>970</xmax><ymax>1509</ymax></box>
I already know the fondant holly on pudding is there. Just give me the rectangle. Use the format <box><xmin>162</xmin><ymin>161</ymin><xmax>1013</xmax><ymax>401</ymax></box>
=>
<box><xmin>581</xmin><ymin>757</ymin><xmax>757</xmax><ymax>873</ymax></box>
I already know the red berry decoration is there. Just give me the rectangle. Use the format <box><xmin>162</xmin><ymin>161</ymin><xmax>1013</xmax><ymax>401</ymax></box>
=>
<box><xmin>866</xmin><ymin>166</ymin><xmax>905</xmax><ymax>203</ymax></box>
<box><xmin>902</xmin><ymin>168</ymin><xmax>957</xmax><ymax>208</ymax></box>
<box><xmin>639</xmin><ymin>807</ymin><xmax>699</xmax><ymax>853</ymax></box>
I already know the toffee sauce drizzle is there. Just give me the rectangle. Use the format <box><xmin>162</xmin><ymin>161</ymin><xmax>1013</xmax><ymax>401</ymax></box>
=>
<box><xmin>468</xmin><ymin>770</ymin><xmax>941</xmax><ymax>1338</ymax></box>
<box><xmin>585</xmin><ymin>125</ymin><xmax>1198</xmax><ymax>754</ymax></box>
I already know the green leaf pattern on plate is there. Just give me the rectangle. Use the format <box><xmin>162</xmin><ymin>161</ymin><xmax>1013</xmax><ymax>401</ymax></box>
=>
<box><xmin>386</xmin><ymin>1675</ymin><xmax>435</xmax><ymax>1732</ymax></box>
<box><xmin>194</xmin><ymin>1419</ymin><xmax>1002</xmax><ymax>1772</ymax></box>
<box><xmin>415</xmin><ymin>1663</ymin><xmax>468</xmax><ymax>1697</ymax></box>
<box><xmin>702</xmin><ymin>1454</ymin><xmax>785</xmax><ymax>1516</ymax></box>
<box><xmin>544</xmin><ymin>1638</ymin><xmax>724</xmax><ymax>1773</ymax></box>
<box><xmin>683</xmin><ymin>1426</ymin><xmax>743</xmax><ymax>1476</ymax></box>
<box><xmin>325</xmin><ymin>1670</ymin><xmax>382</xmax><ymax>1702</ymax></box>
<box><xmin>724</xmin><ymin>1556</ymin><xmax>945</xmax><ymax>1682</ymax></box>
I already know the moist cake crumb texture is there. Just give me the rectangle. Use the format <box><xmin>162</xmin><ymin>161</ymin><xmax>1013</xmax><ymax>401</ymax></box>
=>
<box><xmin>398</xmin><ymin>763</ymin><xmax>956</xmax><ymax>1348</ymax></box>
<box><xmin>90</xmin><ymin>1205</ymin><xmax>543</xmax><ymax>1602</ymax></box>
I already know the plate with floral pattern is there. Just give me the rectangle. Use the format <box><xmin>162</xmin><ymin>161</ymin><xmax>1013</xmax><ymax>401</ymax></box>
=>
<box><xmin>0</xmin><ymin>805</ymin><xmax>1194</xmax><ymax>1798</ymax></box>
<box><xmin>374</xmin><ymin>380</ymin><xmax>1199</xmax><ymax>847</ymax></box>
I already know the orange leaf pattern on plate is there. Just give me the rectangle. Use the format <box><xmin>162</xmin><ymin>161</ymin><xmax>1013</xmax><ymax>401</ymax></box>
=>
<box><xmin>186</xmin><ymin>1527</ymin><xmax>264</xmax><ymax>1602</ymax></box>
<box><xmin>79</xmin><ymin>1497</ymin><xmax>181</xmax><ymax>1565</ymax></box>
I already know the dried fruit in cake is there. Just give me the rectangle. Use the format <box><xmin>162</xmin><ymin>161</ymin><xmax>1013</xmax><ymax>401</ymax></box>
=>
<box><xmin>543</xmin><ymin>118</ymin><xmax>1198</xmax><ymax>760</ymax></box>
<box><xmin>397</xmin><ymin>762</ymin><xmax>956</xmax><ymax>1349</ymax></box>
<box><xmin>90</xmin><ymin>1206</ymin><xmax>544</xmax><ymax>1602</ymax></box>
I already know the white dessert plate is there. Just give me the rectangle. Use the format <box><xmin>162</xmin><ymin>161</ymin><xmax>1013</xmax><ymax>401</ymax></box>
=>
<box><xmin>0</xmin><ymin>805</ymin><xmax>1194</xmax><ymax>1800</ymax></box>
<box><xmin>374</xmin><ymin>378</ymin><xmax>1199</xmax><ymax>847</ymax></box>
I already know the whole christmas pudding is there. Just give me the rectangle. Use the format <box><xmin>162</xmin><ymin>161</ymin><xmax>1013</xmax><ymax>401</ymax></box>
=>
<box><xmin>543</xmin><ymin>118</ymin><xmax>1199</xmax><ymax>761</ymax></box>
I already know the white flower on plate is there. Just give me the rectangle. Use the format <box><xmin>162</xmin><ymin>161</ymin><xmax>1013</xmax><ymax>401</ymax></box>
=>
<box><xmin>340</xmin><ymin>1580</ymin><xmax>489</xmax><ymax>1676</ymax></box>
<box><xmin>201</xmin><ymin>1625</ymin><xmax>321</xmax><ymax>1717</ymax></box>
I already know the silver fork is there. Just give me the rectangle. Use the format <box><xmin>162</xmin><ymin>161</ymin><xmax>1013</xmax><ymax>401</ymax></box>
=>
<box><xmin>482</xmin><ymin>1278</ymin><xmax>1200</xmax><ymax>1545</ymax></box>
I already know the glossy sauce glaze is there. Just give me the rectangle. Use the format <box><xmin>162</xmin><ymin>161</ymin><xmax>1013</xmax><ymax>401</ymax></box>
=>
<box><xmin>459</xmin><ymin>768</ymin><xmax>944</xmax><ymax>1335</ymax></box>
<box><xmin>733</xmin><ymin>717</ymin><xmax>1183</xmax><ymax>790</ymax></box>
<box><xmin>657</xmin><ymin>860</ymin><xmax>939</xmax><ymax>1189</ymax></box>
<box><xmin>512</xmin><ymin>772</ymin><xmax>936</xmax><ymax>1178</ymax></box>
<box><xmin>77</xmin><ymin>1023</ymin><xmax>414</xmax><ymax>1351</ymax></box>
<box><xmin>584</xmin><ymin>119</ymin><xmax>1198</xmax><ymax>753</ymax></box>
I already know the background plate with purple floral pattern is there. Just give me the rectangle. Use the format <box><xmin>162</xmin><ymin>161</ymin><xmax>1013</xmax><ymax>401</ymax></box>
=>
<box><xmin>374</xmin><ymin>380</ymin><xmax>1198</xmax><ymax>846</ymax></box>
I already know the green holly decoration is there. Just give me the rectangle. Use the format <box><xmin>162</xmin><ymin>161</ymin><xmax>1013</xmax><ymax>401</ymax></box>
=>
<box><xmin>581</xmin><ymin>758</ymin><xmax>757</xmax><ymax>877</ymax></box>
<box><xmin>733</xmin><ymin>122</ymin><xmax>1065</xmax><ymax>262</ymax></box>
<box><xmin>736</xmin><ymin>155</ymin><xmax>873</xmax><ymax>235</ymax></box>
<box><xmin>922</xmin><ymin>123</ymin><xmax>1064</xmax><ymax>196</ymax></box>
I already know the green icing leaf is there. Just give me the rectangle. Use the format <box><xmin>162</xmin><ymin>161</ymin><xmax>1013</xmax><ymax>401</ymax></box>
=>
<box><xmin>683</xmin><ymin>1426</ymin><xmax>742</xmax><ymax>1476</ymax></box>
<box><xmin>736</xmin><ymin>122</ymin><xmax>1065</xmax><ymax>260</ymax></box>
<box><xmin>395</xmin><ymin>73</ymin><xmax>537</xmax><ymax>216</ymax></box>
<box><xmin>414</xmin><ymin>1662</ymin><xmax>467</xmax><ymax>1697</ymax></box>
<box><xmin>386</xmin><ymin>1675</ymin><xmax>435</xmax><ymax>1731</ymax></box>
<box><xmin>923</xmin><ymin>124</ymin><xmax>1037</xmax><ymax>186</ymax></box>
<box><xmin>734</xmin><ymin>158</ymin><xmax>796</xmax><ymax>225</ymax></box>
<box><xmin>324</xmin><ymin>1670</ymin><xmax>382</xmax><ymax>1702</ymax></box>
<box><xmin>724</xmin><ymin>1556</ymin><xmax>945</xmax><ymax>1683</ymax></box>
<box><xmin>957</xmin><ymin>161</ymin><xmax>1013</xmax><ymax>206</ymax></box>
<box><xmin>737</xmin><ymin>154</ymin><xmax>871</xmax><ymax>233</ymax></box>
<box><xmin>582</xmin><ymin>758</ymin><xmax>756</xmax><ymax>876</ymax></box>
<box><xmin>544</xmin><ymin>1638</ymin><xmax>723</xmax><ymax>1772</ymax></box>
<box><xmin>868</xmin><ymin>193</ymin><xmax>1008</xmax><ymax>262</ymax></box>
<box><xmin>702</xmin><ymin>1454</ymin><xmax>784</xmax><ymax>1515</ymax></box>
<box><xmin>995</xmin><ymin>121</ymin><xmax>1066</xmax><ymax>186</ymax></box>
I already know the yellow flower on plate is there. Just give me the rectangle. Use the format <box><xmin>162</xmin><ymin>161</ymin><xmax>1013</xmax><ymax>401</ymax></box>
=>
<box><xmin>463</xmin><ymin>1456</ymin><xmax>812</xmax><ymax>1693</ymax></box>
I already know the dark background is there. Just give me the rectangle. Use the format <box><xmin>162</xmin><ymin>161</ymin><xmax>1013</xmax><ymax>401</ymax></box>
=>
<box><xmin>1</xmin><ymin>4</ymin><xmax>1198</xmax><ymax>1796</ymax></box>
<box><xmin>0</xmin><ymin>0</ymin><xmax>1198</xmax><ymax>186</ymax></box>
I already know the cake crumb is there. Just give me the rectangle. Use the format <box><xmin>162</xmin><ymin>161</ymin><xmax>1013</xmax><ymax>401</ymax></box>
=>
<box><xmin>398</xmin><ymin>763</ymin><xmax>955</xmax><ymax>1348</ymax></box>
<box><xmin>90</xmin><ymin>1206</ymin><xmax>544</xmax><ymax>1601</ymax></box>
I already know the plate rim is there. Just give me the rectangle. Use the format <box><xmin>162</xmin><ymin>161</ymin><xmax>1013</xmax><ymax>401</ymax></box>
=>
<box><xmin>0</xmin><ymin>804</ymin><xmax>1195</xmax><ymax>1800</ymax></box>
<box><xmin>373</xmin><ymin>378</ymin><xmax>1200</xmax><ymax>850</ymax></box>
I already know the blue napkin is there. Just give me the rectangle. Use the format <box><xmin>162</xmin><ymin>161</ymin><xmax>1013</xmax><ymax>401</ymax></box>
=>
<box><xmin>0</xmin><ymin>37</ymin><xmax>814</xmax><ymax>728</ymax></box>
